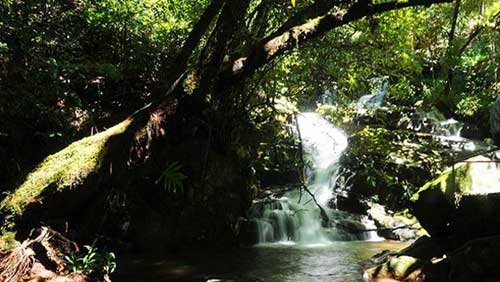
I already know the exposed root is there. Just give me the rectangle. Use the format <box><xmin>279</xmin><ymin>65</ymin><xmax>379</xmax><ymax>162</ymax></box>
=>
<box><xmin>0</xmin><ymin>227</ymin><xmax>85</xmax><ymax>282</ymax></box>
<box><xmin>0</xmin><ymin>228</ymin><xmax>48</xmax><ymax>282</ymax></box>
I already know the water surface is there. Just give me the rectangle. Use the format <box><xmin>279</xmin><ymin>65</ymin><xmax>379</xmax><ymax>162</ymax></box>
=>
<box><xmin>114</xmin><ymin>240</ymin><xmax>407</xmax><ymax>282</ymax></box>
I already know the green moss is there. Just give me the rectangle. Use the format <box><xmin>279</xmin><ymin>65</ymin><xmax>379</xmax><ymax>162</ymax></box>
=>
<box><xmin>0</xmin><ymin>118</ymin><xmax>132</xmax><ymax>227</ymax></box>
<box><xmin>388</xmin><ymin>256</ymin><xmax>421</xmax><ymax>277</ymax></box>
<box><xmin>412</xmin><ymin>162</ymin><xmax>472</xmax><ymax>203</ymax></box>
<box><xmin>0</xmin><ymin>231</ymin><xmax>18</xmax><ymax>251</ymax></box>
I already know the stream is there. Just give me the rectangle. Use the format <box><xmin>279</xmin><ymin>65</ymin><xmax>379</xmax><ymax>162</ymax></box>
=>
<box><xmin>113</xmin><ymin>241</ymin><xmax>407</xmax><ymax>282</ymax></box>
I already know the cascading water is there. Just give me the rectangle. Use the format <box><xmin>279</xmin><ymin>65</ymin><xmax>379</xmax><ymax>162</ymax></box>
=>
<box><xmin>249</xmin><ymin>113</ymin><xmax>381</xmax><ymax>245</ymax></box>
<box><xmin>417</xmin><ymin>109</ymin><xmax>492</xmax><ymax>153</ymax></box>
<box><xmin>357</xmin><ymin>77</ymin><xmax>388</xmax><ymax>109</ymax></box>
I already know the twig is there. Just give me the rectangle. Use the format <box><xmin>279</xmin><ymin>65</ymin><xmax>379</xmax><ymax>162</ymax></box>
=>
<box><xmin>301</xmin><ymin>184</ymin><xmax>331</xmax><ymax>226</ymax></box>
<box><xmin>347</xmin><ymin>224</ymin><xmax>420</xmax><ymax>234</ymax></box>
<box><xmin>294</xmin><ymin>113</ymin><xmax>331</xmax><ymax>225</ymax></box>
<box><xmin>291</xmin><ymin>209</ymin><xmax>309</xmax><ymax>216</ymax></box>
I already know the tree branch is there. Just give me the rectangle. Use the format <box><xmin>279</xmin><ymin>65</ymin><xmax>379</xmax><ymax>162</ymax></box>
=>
<box><xmin>225</xmin><ymin>0</ymin><xmax>453</xmax><ymax>82</ymax></box>
<box><xmin>457</xmin><ymin>26</ymin><xmax>484</xmax><ymax>56</ymax></box>
<box><xmin>443</xmin><ymin>0</ymin><xmax>461</xmax><ymax>100</ymax></box>
<box><xmin>197</xmin><ymin>0</ymin><xmax>250</xmax><ymax>94</ymax></box>
<box><xmin>155</xmin><ymin>0</ymin><xmax>225</xmax><ymax>97</ymax></box>
<box><xmin>268</xmin><ymin>0</ymin><xmax>351</xmax><ymax>38</ymax></box>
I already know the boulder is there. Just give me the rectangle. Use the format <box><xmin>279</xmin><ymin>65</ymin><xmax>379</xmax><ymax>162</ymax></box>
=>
<box><xmin>411</xmin><ymin>156</ymin><xmax>500</xmax><ymax>247</ymax></box>
<box><xmin>448</xmin><ymin>193</ymin><xmax>500</xmax><ymax>248</ymax></box>
<box><xmin>363</xmin><ymin>255</ymin><xmax>425</xmax><ymax>282</ymax></box>
<box><xmin>367</xmin><ymin>203</ymin><xmax>423</xmax><ymax>241</ymax></box>
<box><xmin>365</xmin><ymin>235</ymin><xmax>500</xmax><ymax>282</ymax></box>
<box><xmin>398</xmin><ymin>236</ymin><xmax>444</xmax><ymax>261</ymax></box>
<box><xmin>336</xmin><ymin>194</ymin><xmax>368</xmax><ymax>215</ymax></box>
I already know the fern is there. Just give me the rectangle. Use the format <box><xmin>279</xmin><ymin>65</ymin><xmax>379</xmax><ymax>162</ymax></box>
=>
<box><xmin>156</xmin><ymin>162</ymin><xmax>187</xmax><ymax>193</ymax></box>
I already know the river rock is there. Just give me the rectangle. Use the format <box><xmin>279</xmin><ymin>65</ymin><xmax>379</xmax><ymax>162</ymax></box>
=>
<box><xmin>363</xmin><ymin>255</ymin><xmax>425</xmax><ymax>282</ymax></box>
<box><xmin>365</xmin><ymin>235</ymin><xmax>500</xmax><ymax>282</ymax></box>
<box><xmin>237</xmin><ymin>218</ymin><xmax>259</xmax><ymax>246</ymax></box>
<box><xmin>336</xmin><ymin>194</ymin><xmax>368</xmax><ymax>215</ymax></box>
<box><xmin>367</xmin><ymin>203</ymin><xmax>423</xmax><ymax>241</ymax></box>
<box><xmin>363</xmin><ymin>236</ymin><xmax>449</xmax><ymax>282</ymax></box>
<box><xmin>411</xmin><ymin>156</ymin><xmax>500</xmax><ymax>247</ymax></box>
<box><xmin>398</xmin><ymin>236</ymin><xmax>444</xmax><ymax>261</ymax></box>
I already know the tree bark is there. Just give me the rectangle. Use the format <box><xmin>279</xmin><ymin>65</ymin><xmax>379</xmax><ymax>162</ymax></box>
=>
<box><xmin>223</xmin><ymin>0</ymin><xmax>454</xmax><ymax>84</ymax></box>
<box><xmin>156</xmin><ymin>0</ymin><xmax>226</xmax><ymax>98</ymax></box>
<box><xmin>442</xmin><ymin>0</ymin><xmax>461</xmax><ymax>107</ymax></box>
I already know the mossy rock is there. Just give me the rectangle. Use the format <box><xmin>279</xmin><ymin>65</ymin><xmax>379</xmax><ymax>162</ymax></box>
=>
<box><xmin>413</xmin><ymin>156</ymin><xmax>500</xmax><ymax>203</ymax></box>
<box><xmin>364</xmin><ymin>255</ymin><xmax>424</xmax><ymax>281</ymax></box>
<box><xmin>412</xmin><ymin>156</ymin><xmax>500</xmax><ymax>244</ymax></box>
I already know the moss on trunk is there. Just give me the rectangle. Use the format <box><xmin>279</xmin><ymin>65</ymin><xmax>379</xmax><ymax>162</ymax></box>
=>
<box><xmin>0</xmin><ymin>118</ymin><xmax>133</xmax><ymax>233</ymax></box>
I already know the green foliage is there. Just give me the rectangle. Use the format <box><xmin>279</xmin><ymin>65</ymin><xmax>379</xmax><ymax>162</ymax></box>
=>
<box><xmin>64</xmin><ymin>245</ymin><xmax>117</xmax><ymax>275</ymax></box>
<box><xmin>267</xmin><ymin>0</ymin><xmax>499</xmax><ymax>122</ymax></box>
<box><xmin>0</xmin><ymin>232</ymin><xmax>18</xmax><ymax>251</ymax></box>
<box><xmin>324</xmin><ymin>104</ymin><xmax>451</xmax><ymax>210</ymax></box>
<box><xmin>317</xmin><ymin>104</ymin><xmax>361</xmax><ymax>132</ymax></box>
<box><xmin>156</xmin><ymin>162</ymin><xmax>187</xmax><ymax>193</ymax></box>
<box><xmin>0</xmin><ymin>0</ymin><xmax>210</xmax><ymax>183</ymax></box>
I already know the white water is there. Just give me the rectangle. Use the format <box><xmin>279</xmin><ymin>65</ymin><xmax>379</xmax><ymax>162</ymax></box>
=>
<box><xmin>419</xmin><ymin>110</ymin><xmax>493</xmax><ymax>152</ymax></box>
<box><xmin>357</xmin><ymin>77</ymin><xmax>388</xmax><ymax>109</ymax></box>
<box><xmin>250</xmin><ymin>113</ymin><xmax>381</xmax><ymax>245</ymax></box>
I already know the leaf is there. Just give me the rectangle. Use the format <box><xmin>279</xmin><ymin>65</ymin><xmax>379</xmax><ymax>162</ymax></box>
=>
<box><xmin>156</xmin><ymin>162</ymin><xmax>187</xmax><ymax>193</ymax></box>
<box><xmin>291</xmin><ymin>0</ymin><xmax>296</xmax><ymax>7</ymax></box>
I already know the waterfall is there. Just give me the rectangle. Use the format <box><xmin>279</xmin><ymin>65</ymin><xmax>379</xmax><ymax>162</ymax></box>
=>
<box><xmin>356</xmin><ymin>77</ymin><xmax>388</xmax><ymax>109</ymax></box>
<box><xmin>249</xmin><ymin>113</ymin><xmax>381</xmax><ymax>245</ymax></box>
<box><xmin>419</xmin><ymin>109</ymin><xmax>492</xmax><ymax>153</ymax></box>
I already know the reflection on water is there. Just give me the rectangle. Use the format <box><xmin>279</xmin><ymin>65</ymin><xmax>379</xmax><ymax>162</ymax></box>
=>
<box><xmin>113</xmin><ymin>241</ymin><xmax>407</xmax><ymax>282</ymax></box>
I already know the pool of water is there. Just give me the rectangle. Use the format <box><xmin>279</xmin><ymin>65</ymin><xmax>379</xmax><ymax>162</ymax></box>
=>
<box><xmin>113</xmin><ymin>241</ymin><xmax>407</xmax><ymax>282</ymax></box>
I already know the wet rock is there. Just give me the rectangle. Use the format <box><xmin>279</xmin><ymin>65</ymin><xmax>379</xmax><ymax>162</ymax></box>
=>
<box><xmin>364</xmin><ymin>249</ymin><xmax>398</xmax><ymax>271</ymax></box>
<box><xmin>460</xmin><ymin>122</ymin><xmax>484</xmax><ymax>139</ymax></box>
<box><xmin>364</xmin><ymin>255</ymin><xmax>425</xmax><ymax>282</ymax></box>
<box><xmin>411</xmin><ymin>156</ymin><xmax>500</xmax><ymax>245</ymax></box>
<box><xmin>368</xmin><ymin>203</ymin><xmax>423</xmax><ymax>241</ymax></box>
<box><xmin>398</xmin><ymin>236</ymin><xmax>444</xmax><ymax>261</ymax></box>
<box><xmin>336</xmin><ymin>194</ymin><xmax>368</xmax><ymax>215</ymax></box>
<box><xmin>366</xmin><ymin>236</ymin><xmax>500</xmax><ymax>282</ymax></box>
<box><xmin>364</xmin><ymin>236</ymin><xmax>450</xmax><ymax>282</ymax></box>
<box><xmin>237</xmin><ymin>218</ymin><xmax>259</xmax><ymax>246</ymax></box>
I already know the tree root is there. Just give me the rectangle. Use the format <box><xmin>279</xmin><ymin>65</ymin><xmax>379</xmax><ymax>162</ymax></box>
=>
<box><xmin>0</xmin><ymin>228</ymin><xmax>49</xmax><ymax>281</ymax></box>
<box><xmin>0</xmin><ymin>226</ymin><xmax>86</xmax><ymax>282</ymax></box>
